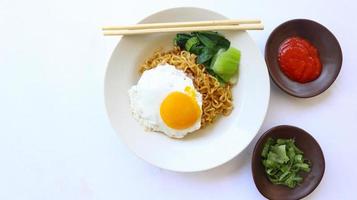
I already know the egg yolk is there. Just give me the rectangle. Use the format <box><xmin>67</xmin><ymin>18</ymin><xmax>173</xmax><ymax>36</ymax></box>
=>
<box><xmin>160</xmin><ymin>91</ymin><xmax>200</xmax><ymax>130</ymax></box>
<box><xmin>184</xmin><ymin>86</ymin><xmax>196</xmax><ymax>98</ymax></box>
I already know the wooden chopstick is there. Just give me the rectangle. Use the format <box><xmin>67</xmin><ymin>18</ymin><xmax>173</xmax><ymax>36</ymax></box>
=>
<box><xmin>102</xmin><ymin>19</ymin><xmax>261</xmax><ymax>31</ymax></box>
<box><xmin>103</xmin><ymin>23</ymin><xmax>264</xmax><ymax>36</ymax></box>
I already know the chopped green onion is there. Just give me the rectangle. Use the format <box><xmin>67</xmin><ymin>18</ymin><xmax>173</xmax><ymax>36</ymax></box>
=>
<box><xmin>261</xmin><ymin>138</ymin><xmax>311</xmax><ymax>188</ymax></box>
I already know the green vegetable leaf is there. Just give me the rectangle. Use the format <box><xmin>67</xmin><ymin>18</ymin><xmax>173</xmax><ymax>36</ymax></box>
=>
<box><xmin>185</xmin><ymin>37</ymin><xmax>200</xmax><ymax>51</ymax></box>
<box><xmin>197</xmin><ymin>48</ymin><xmax>215</xmax><ymax>64</ymax></box>
<box><xmin>195</xmin><ymin>33</ymin><xmax>217</xmax><ymax>48</ymax></box>
<box><xmin>174</xmin><ymin>33</ymin><xmax>192</xmax><ymax>49</ymax></box>
<box><xmin>190</xmin><ymin>45</ymin><xmax>204</xmax><ymax>55</ymax></box>
<box><xmin>196</xmin><ymin>31</ymin><xmax>230</xmax><ymax>50</ymax></box>
<box><xmin>210</xmin><ymin>47</ymin><xmax>240</xmax><ymax>83</ymax></box>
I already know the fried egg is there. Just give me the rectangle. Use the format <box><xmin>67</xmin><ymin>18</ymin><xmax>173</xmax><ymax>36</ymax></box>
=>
<box><xmin>128</xmin><ymin>64</ymin><xmax>202</xmax><ymax>138</ymax></box>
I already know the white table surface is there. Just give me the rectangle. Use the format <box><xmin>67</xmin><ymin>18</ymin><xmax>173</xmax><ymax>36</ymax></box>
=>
<box><xmin>1</xmin><ymin>0</ymin><xmax>356</xmax><ymax>199</ymax></box>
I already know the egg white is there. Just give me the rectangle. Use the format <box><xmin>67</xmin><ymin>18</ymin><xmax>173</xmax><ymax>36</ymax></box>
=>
<box><xmin>128</xmin><ymin>64</ymin><xmax>202</xmax><ymax>138</ymax></box>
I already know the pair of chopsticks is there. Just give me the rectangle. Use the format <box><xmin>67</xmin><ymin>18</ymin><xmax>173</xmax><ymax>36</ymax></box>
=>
<box><xmin>102</xmin><ymin>19</ymin><xmax>263</xmax><ymax>36</ymax></box>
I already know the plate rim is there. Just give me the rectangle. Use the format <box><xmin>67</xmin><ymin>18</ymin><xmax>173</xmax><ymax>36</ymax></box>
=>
<box><xmin>104</xmin><ymin>6</ymin><xmax>271</xmax><ymax>172</ymax></box>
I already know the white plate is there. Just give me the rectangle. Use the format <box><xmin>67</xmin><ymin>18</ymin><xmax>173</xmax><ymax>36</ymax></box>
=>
<box><xmin>105</xmin><ymin>7</ymin><xmax>270</xmax><ymax>172</ymax></box>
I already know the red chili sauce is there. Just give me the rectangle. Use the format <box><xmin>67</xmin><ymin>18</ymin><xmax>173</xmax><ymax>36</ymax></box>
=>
<box><xmin>278</xmin><ymin>37</ymin><xmax>322</xmax><ymax>83</ymax></box>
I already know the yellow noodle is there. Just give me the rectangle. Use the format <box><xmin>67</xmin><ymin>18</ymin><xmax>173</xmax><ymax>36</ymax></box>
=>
<box><xmin>139</xmin><ymin>47</ymin><xmax>233</xmax><ymax>127</ymax></box>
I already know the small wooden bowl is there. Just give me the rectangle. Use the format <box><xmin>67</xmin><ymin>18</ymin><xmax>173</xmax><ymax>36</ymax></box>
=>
<box><xmin>252</xmin><ymin>125</ymin><xmax>325</xmax><ymax>200</ymax></box>
<box><xmin>265</xmin><ymin>19</ymin><xmax>343</xmax><ymax>98</ymax></box>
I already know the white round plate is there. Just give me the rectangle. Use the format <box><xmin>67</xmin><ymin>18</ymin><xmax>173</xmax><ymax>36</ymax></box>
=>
<box><xmin>105</xmin><ymin>7</ymin><xmax>270</xmax><ymax>172</ymax></box>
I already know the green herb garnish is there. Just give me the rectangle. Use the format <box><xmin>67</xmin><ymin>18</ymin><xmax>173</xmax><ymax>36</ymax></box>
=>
<box><xmin>261</xmin><ymin>138</ymin><xmax>311</xmax><ymax>188</ymax></box>
<box><xmin>174</xmin><ymin>31</ymin><xmax>240</xmax><ymax>84</ymax></box>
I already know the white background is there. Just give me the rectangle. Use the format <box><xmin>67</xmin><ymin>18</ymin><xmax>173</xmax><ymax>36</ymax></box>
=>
<box><xmin>0</xmin><ymin>0</ymin><xmax>356</xmax><ymax>199</ymax></box>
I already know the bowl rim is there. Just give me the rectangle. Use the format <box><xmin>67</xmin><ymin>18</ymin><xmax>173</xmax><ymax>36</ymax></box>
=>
<box><xmin>251</xmin><ymin>125</ymin><xmax>325</xmax><ymax>200</ymax></box>
<box><xmin>265</xmin><ymin>18</ymin><xmax>343</xmax><ymax>98</ymax></box>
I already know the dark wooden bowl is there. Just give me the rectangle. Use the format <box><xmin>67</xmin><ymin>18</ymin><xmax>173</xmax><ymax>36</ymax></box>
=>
<box><xmin>265</xmin><ymin>19</ymin><xmax>342</xmax><ymax>98</ymax></box>
<box><xmin>252</xmin><ymin>125</ymin><xmax>325</xmax><ymax>200</ymax></box>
